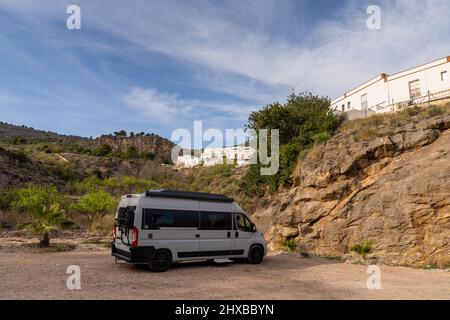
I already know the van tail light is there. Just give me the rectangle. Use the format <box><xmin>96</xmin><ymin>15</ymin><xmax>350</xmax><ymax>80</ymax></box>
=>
<box><xmin>113</xmin><ymin>224</ymin><xmax>117</xmax><ymax>242</ymax></box>
<box><xmin>131</xmin><ymin>227</ymin><xmax>139</xmax><ymax>247</ymax></box>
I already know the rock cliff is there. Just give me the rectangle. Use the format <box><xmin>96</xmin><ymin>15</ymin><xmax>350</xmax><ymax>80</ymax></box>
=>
<box><xmin>253</xmin><ymin>112</ymin><xmax>450</xmax><ymax>267</ymax></box>
<box><xmin>88</xmin><ymin>134</ymin><xmax>174</xmax><ymax>158</ymax></box>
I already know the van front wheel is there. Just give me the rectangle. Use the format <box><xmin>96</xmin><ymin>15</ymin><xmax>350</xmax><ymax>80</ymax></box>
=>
<box><xmin>247</xmin><ymin>245</ymin><xmax>264</xmax><ymax>264</ymax></box>
<box><xmin>149</xmin><ymin>249</ymin><xmax>172</xmax><ymax>272</ymax></box>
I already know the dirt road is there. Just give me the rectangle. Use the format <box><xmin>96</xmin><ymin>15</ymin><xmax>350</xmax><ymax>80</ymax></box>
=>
<box><xmin>1</xmin><ymin>241</ymin><xmax>449</xmax><ymax>300</ymax></box>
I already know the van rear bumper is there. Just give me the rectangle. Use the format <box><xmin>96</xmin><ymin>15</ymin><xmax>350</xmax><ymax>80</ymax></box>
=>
<box><xmin>111</xmin><ymin>243</ymin><xmax>155</xmax><ymax>264</ymax></box>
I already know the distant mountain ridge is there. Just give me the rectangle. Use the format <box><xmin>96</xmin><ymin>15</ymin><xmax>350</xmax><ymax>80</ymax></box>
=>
<box><xmin>0</xmin><ymin>121</ymin><xmax>174</xmax><ymax>156</ymax></box>
<box><xmin>0</xmin><ymin>121</ymin><xmax>86</xmax><ymax>142</ymax></box>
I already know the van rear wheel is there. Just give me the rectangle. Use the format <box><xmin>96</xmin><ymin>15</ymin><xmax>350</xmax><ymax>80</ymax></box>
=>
<box><xmin>247</xmin><ymin>245</ymin><xmax>264</xmax><ymax>264</ymax></box>
<box><xmin>149</xmin><ymin>249</ymin><xmax>172</xmax><ymax>272</ymax></box>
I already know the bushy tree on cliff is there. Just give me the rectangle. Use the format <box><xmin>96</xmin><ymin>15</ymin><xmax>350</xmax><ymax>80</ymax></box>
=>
<box><xmin>242</xmin><ymin>92</ymin><xmax>344</xmax><ymax>195</ymax></box>
<box><xmin>114</xmin><ymin>130</ymin><xmax>127</xmax><ymax>137</ymax></box>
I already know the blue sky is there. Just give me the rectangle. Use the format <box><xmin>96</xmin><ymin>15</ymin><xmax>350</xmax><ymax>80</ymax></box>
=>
<box><xmin>0</xmin><ymin>0</ymin><xmax>449</xmax><ymax>147</ymax></box>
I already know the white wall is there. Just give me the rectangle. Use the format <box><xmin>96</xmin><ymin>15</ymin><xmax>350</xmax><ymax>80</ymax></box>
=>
<box><xmin>331</xmin><ymin>56</ymin><xmax>450</xmax><ymax>115</ymax></box>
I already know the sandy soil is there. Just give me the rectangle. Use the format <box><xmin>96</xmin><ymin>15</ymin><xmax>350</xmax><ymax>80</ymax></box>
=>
<box><xmin>0</xmin><ymin>236</ymin><xmax>449</xmax><ymax>300</ymax></box>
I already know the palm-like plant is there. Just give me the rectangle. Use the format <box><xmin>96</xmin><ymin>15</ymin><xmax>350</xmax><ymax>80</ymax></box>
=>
<box><xmin>13</xmin><ymin>184</ymin><xmax>73</xmax><ymax>247</ymax></box>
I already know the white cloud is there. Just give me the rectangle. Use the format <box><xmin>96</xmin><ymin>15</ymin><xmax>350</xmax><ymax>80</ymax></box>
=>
<box><xmin>123</xmin><ymin>87</ymin><xmax>199</xmax><ymax>123</ymax></box>
<box><xmin>1</xmin><ymin>0</ymin><xmax>449</xmax><ymax>116</ymax></box>
<box><xmin>79</xmin><ymin>0</ymin><xmax>450</xmax><ymax>100</ymax></box>
<box><xmin>123</xmin><ymin>87</ymin><xmax>255</xmax><ymax>126</ymax></box>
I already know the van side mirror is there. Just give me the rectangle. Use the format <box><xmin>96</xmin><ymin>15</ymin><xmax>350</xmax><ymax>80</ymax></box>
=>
<box><xmin>251</xmin><ymin>224</ymin><xmax>257</xmax><ymax>233</ymax></box>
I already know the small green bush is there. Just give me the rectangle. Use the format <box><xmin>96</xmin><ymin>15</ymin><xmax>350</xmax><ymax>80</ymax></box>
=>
<box><xmin>280</xmin><ymin>238</ymin><xmax>298</xmax><ymax>252</ymax></box>
<box><xmin>425</xmin><ymin>105</ymin><xmax>445</xmax><ymax>117</ymax></box>
<box><xmin>92</xmin><ymin>144</ymin><xmax>112</xmax><ymax>157</ymax></box>
<box><xmin>312</xmin><ymin>132</ymin><xmax>331</xmax><ymax>144</ymax></box>
<box><xmin>350</xmin><ymin>240</ymin><xmax>374</xmax><ymax>257</ymax></box>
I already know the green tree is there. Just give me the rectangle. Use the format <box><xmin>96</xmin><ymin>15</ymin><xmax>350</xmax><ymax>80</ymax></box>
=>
<box><xmin>12</xmin><ymin>184</ymin><xmax>72</xmax><ymax>247</ymax></box>
<box><xmin>243</xmin><ymin>92</ymin><xmax>343</xmax><ymax>193</ymax></box>
<box><xmin>93</xmin><ymin>144</ymin><xmax>112</xmax><ymax>156</ymax></box>
<box><xmin>0</xmin><ymin>190</ymin><xmax>14</xmax><ymax>222</ymax></box>
<box><xmin>71</xmin><ymin>189</ymin><xmax>116</xmax><ymax>228</ymax></box>
<box><xmin>11</xmin><ymin>135</ymin><xmax>27</xmax><ymax>145</ymax></box>
<box><xmin>114</xmin><ymin>130</ymin><xmax>127</xmax><ymax>137</ymax></box>
<box><xmin>141</xmin><ymin>151</ymin><xmax>156</xmax><ymax>160</ymax></box>
<box><xmin>125</xmin><ymin>146</ymin><xmax>139</xmax><ymax>158</ymax></box>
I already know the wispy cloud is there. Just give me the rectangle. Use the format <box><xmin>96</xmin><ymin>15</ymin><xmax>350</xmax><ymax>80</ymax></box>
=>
<box><xmin>123</xmin><ymin>87</ymin><xmax>255</xmax><ymax>126</ymax></box>
<box><xmin>0</xmin><ymin>0</ymin><xmax>449</xmax><ymax>139</ymax></box>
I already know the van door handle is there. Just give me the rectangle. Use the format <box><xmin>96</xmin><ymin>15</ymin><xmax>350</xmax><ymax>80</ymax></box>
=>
<box><xmin>227</xmin><ymin>231</ymin><xmax>231</xmax><ymax>238</ymax></box>
<box><xmin>235</xmin><ymin>231</ymin><xmax>239</xmax><ymax>238</ymax></box>
<box><xmin>195</xmin><ymin>234</ymin><xmax>200</xmax><ymax>238</ymax></box>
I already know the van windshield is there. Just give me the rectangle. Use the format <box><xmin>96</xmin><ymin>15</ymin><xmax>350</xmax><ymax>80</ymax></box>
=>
<box><xmin>116</xmin><ymin>206</ymin><xmax>136</xmax><ymax>228</ymax></box>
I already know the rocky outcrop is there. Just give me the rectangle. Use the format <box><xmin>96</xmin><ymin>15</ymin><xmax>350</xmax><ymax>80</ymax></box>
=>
<box><xmin>253</xmin><ymin>114</ymin><xmax>450</xmax><ymax>267</ymax></box>
<box><xmin>88</xmin><ymin>134</ymin><xmax>174</xmax><ymax>158</ymax></box>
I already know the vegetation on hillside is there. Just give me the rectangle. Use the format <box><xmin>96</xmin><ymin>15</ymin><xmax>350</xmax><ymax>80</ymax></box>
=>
<box><xmin>11</xmin><ymin>184</ymin><xmax>73</xmax><ymax>247</ymax></box>
<box><xmin>1</xmin><ymin>99</ymin><xmax>449</xmax><ymax>245</ymax></box>
<box><xmin>340</xmin><ymin>103</ymin><xmax>450</xmax><ymax>142</ymax></box>
<box><xmin>242</xmin><ymin>92</ymin><xmax>344</xmax><ymax>195</ymax></box>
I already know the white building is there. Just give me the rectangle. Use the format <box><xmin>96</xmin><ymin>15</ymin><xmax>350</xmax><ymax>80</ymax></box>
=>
<box><xmin>332</xmin><ymin>56</ymin><xmax>450</xmax><ymax>119</ymax></box>
<box><xmin>176</xmin><ymin>146</ymin><xmax>255</xmax><ymax>168</ymax></box>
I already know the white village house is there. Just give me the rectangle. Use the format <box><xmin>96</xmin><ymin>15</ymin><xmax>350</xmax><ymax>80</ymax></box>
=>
<box><xmin>332</xmin><ymin>56</ymin><xmax>450</xmax><ymax>119</ymax></box>
<box><xmin>176</xmin><ymin>146</ymin><xmax>255</xmax><ymax>168</ymax></box>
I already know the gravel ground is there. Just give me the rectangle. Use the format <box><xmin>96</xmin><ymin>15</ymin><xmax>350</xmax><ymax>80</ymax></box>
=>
<box><xmin>0</xmin><ymin>238</ymin><xmax>449</xmax><ymax>300</ymax></box>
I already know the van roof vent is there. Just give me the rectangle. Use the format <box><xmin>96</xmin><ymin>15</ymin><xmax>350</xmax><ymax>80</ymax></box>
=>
<box><xmin>145</xmin><ymin>190</ymin><xmax>234</xmax><ymax>203</ymax></box>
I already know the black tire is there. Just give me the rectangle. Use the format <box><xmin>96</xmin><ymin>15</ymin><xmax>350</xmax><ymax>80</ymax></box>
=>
<box><xmin>247</xmin><ymin>245</ymin><xmax>264</xmax><ymax>264</ymax></box>
<box><xmin>149</xmin><ymin>249</ymin><xmax>172</xmax><ymax>272</ymax></box>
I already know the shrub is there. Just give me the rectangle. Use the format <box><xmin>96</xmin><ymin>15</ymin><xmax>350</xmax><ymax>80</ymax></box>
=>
<box><xmin>12</xmin><ymin>184</ymin><xmax>72</xmax><ymax>247</ymax></box>
<box><xmin>350</xmin><ymin>240</ymin><xmax>374</xmax><ymax>257</ymax></box>
<box><xmin>125</xmin><ymin>146</ymin><xmax>139</xmax><ymax>158</ymax></box>
<box><xmin>312</xmin><ymin>132</ymin><xmax>331</xmax><ymax>144</ymax></box>
<box><xmin>280</xmin><ymin>238</ymin><xmax>298</xmax><ymax>252</ymax></box>
<box><xmin>0</xmin><ymin>190</ymin><xmax>14</xmax><ymax>221</ymax></box>
<box><xmin>70</xmin><ymin>189</ymin><xmax>116</xmax><ymax>229</ymax></box>
<box><xmin>11</xmin><ymin>136</ymin><xmax>27</xmax><ymax>145</ymax></box>
<box><xmin>141</xmin><ymin>151</ymin><xmax>156</xmax><ymax>160</ymax></box>
<box><xmin>425</xmin><ymin>105</ymin><xmax>445</xmax><ymax>117</ymax></box>
<box><xmin>92</xmin><ymin>144</ymin><xmax>112</xmax><ymax>156</ymax></box>
<box><xmin>242</xmin><ymin>92</ymin><xmax>342</xmax><ymax>194</ymax></box>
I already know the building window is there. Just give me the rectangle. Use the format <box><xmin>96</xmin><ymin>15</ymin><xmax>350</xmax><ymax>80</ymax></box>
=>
<box><xmin>347</xmin><ymin>102</ymin><xmax>351</xmax><ymax>110</ymax></box>
<box><xmin>441</xmin><ymin>71</ymin><xmax>448</xmax><ymax>81</ymax></box>
<box><xmin>342</xmin><ymin>105</ymin><xmax>345</xmax><ymax>112</ymax></box>
<box><xmin>361</xmin><ymin>94</ymin><xmax>368</xmax><ymax>110</ymax></box>
<box><xmin>409</xmin><ymin>79</ymin><xmax>421</xmax><ymax>99</ymax></box>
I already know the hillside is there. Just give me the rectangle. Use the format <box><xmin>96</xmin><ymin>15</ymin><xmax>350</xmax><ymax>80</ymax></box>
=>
<box><xmin>0</xmin><ymin>122</ymin><xmax>174</xmax><ymax>159</ymax></box>
<box><xmin>1</xmin><ymin>104</ymin><xmax>450</xmax><ymax>268</ymax></box>
<box><xmin>252</xmin><ymin>104</ymin><xmax>450</xmax><ymax>268</ymax></box>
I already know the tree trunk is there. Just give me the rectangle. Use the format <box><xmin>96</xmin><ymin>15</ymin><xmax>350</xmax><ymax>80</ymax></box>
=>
<box><xmin>39</xmin><ymin>232</ymin><xmax>50</xmax><ymax>248</ymax></box>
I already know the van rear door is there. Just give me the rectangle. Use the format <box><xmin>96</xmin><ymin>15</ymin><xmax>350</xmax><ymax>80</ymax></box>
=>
<box><xmin>115</xmin><ymin>206</ymin><xmax>136</xmax><ymax>251</ymax></box>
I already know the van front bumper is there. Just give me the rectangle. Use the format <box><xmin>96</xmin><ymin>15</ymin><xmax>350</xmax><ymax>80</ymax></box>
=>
<box><xmin>111</xmin><ymin>243</ymin><xmax>155</xmax><ymax>264</ymax></box>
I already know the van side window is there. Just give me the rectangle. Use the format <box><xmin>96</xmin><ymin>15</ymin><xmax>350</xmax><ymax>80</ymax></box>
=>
<box><xmin>234</xmin><ymin>213</ymin><xmax>253</xmax><ymax>232</ymax></box>
<box><xmin>142</xmin><ymin>209</ymin><xmax>199</xmax><ymax>230</ymax></box>
<box><xmin>200</xmin><ymin>212</ymin><xmax>231</xmax><ymax>230</ymax></box>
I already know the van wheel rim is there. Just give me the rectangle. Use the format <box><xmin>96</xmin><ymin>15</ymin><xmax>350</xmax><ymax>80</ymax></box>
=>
<box><xmin>154</xmin><ymin>252</ymin><xmax>169</xmax><ymax>267</ymax></box>
<box><xmin>250</xmin><ymin>247</ymin><xmax>263</xmax><ymax>261</ymax></box>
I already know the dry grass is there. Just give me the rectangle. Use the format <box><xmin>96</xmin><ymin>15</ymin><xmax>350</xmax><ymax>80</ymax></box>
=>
<box><xmin>339</xmin><ymin>101</ymin><xmax>450</xmax><ymax>142</ymax></box>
